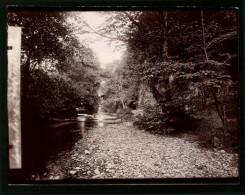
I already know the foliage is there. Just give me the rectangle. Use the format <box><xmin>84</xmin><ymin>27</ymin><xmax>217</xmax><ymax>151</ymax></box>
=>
<box><xmin>7</xmin><ymin>11</ymin><xmax>73</xmax><ymax>69</ymax></box>
<box><xmin>7</xmin><ymin>9</ymin><xmax>238</xmax><ymax>149</ymax></box>
<box><xmin>8</xmin><ymin>10</ymin><xmax>100</xmax><ymax>120</ymax></box>
<box><xmin>26</xmin><ymin>69</ymin><xmax>79</xmax><ymax>118</ymax></box>
<box><xmin>195</xmin><ymin>109</ymin><xmax>238</xmax><ymax>152</ymax></box>
<box><xmin>133</xmin><ymin>104</ymin><xmax>174</xmax><ymax>134</ymax></box>
<box><xmin>102</xmin><ymin>9</ymin><xmax>238</xmax><ymax>142</ymax></box>
<box><xmin>116</xmin><ymin>108</ymin><xmax>134</xmax><ymax>122</ymax></box>
<box><xmin>101</xmin><ymin>60</ymin><xmax>140</xmax><ymax>113</ymax></box>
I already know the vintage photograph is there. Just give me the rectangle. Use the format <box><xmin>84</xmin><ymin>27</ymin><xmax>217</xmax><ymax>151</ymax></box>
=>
<box><xmin>7</xmin><ymin>8</ymin><xmax>239</xmax><ymax>182</ymax></box>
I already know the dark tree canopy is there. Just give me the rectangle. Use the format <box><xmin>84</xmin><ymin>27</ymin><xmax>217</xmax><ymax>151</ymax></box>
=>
<box><xmin>7</xmin><ymin>11</ymin><xmax>101</xmax><ymax>120</ymax></box>
<box><xmin>101</xmin><ymin>9</ymin><xmax>238</xmax><ymax>136</ymax></box>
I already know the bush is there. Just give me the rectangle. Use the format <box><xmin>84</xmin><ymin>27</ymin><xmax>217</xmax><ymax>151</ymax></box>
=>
<box><xmin>102</xmin><ymin>101</ymin><xmax>121</xmax><ymax>113</ymax></box>
<box><xmin>133</xmin><ymin>103</ymin><xmax>200</xmax><ymax>135</ymax></box>
<box><xmin>133</xmin><ymin>104</ymin><xmax>174</xmax><ymax>134</ymax></box>
<box><xmin>116</xmin><ymin>108</ymin><xmax>134</xmax><ymax>121</ymax></box>
<box><xmin>195</xmin><ymin>109</ymin><xmax>239</xmax><ymax>152</ymax></box>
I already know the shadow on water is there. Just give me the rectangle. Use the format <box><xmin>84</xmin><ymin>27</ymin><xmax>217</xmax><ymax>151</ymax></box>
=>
<box><xmin>9</xmin><ymin>119</ymin><xmax>97</xmax><ymax>181</ymax></box>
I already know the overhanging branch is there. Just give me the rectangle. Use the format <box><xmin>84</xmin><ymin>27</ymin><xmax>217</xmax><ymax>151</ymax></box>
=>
<box><xmin>72</xmin><ymin>16</ymin><xmax>127</xmax><ymax>42</ymax></box>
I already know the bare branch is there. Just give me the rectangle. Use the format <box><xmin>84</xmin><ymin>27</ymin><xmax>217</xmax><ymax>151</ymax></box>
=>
<box><xmin>73</xmin><ymin>16</ymin><xmax>127</xmax><ymax>42</ymax></box>
<box><xmin>205</xmin><ymin>31</ymin><xmax>237</xmax><ymax>50</ymax></box>
<box><xmin>123</xmin><ymin>11</ymin><xmax>142</xmax><ymax>32</ymax></box>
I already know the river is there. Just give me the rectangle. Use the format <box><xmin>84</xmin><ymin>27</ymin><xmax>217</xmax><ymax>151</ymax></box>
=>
<box><xmin>9</xmin><ymin>119</ymin><xmax>97</xmax><ymax>181</ymax></box>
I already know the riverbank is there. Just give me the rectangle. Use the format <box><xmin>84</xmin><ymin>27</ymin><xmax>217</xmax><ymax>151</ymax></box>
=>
<box><xmin>44</xmin><ymin>122</ymin><xmax>239</xmax><ymax>180</ymax></box>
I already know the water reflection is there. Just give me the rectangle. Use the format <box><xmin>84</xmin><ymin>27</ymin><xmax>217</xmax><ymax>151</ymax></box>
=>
<box><xmin>97</xmin><ymin>114</ymin><xmax>104</xmax><ymax>128</ymax></box>
<box><xmin>9</xmin><ymin>119</ymin><xmax>98</xmax><ymax>181</ymax></box>
<box><xmin>77</xmin><ymin>121</ymin><xmax>85</xmax><ymax>137</ymax></box>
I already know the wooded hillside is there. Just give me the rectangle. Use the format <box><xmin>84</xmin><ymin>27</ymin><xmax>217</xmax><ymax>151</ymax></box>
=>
<box><xmin>101</xmin><ymin>10</ymin><xmax>238</xmax><ymax>150</ymax></box>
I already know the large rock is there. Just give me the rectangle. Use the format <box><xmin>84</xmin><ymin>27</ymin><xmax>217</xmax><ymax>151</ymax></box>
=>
<box><xmin>137</xmin><ymin>83</ymin><xmax>157</xmax><ymax>109</ymax></box>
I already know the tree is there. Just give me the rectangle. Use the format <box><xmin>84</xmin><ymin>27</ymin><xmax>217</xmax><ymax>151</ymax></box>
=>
<box><xmin>7</xmin><ymin>10</ymin><xmax>101</xmax><ymax>119</ymax></box>
<box><xmin>102</xmin><ymin>10</ymin><xmax>238</xmax><ymax>134</ymax></box>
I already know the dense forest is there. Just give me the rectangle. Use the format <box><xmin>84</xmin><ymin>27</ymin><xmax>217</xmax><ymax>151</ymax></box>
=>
<box><xmin>7</xmin><ymin>11</ymin><xmax>101</xmax><ymax>121</ymax></box>
<box><xmin>100</xmin><ymin>10</ymin><xmax>238</xmax><ymax>150</ymax></box>
<box><xmin>7</xmin><ymin>9</ymin><xmax>238</xmax><ymax>151</ymax></box>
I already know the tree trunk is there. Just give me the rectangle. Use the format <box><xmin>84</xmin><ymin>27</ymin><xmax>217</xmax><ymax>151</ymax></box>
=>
<box><xmin>211</xmin><ymin>89</ymin><xmax>230</xmax><ymax>133</ymax></box>
<box><xmin>137</xmin><ymin>82</ymin><xmax>146</xmax><ymax>108</ymax></box>
<box><xmin>121</xmin><ymin>99</ymin><xmax>126</xmax><ymax>109</ymax></box>
<box><xmin>118</xmin><ymin>74</ymin><xmax>126</xmax><ymax>109</ymax></box>
<box><xmin>201</xmin><ymin>10</ymin><xmax>209</xmax><ymax>61</ymax></box>
<box><xmin>21</xmin><ymin>54</ymin><xmax>32</xmax><ymax>119</ymax></box>
<box><xmin>22</xmin><ymin>55</ymin><xmax>31</xmax><ymax>100</ymax></box>
<box><xmin>144</xmin><ymin>46</ymin><xmax>149</xmax><ymax>63</ymax></box>
<box><xmin>162</xmin><ymin>11</ymin><xmax>168</xmax><ymax>62</ymax></box>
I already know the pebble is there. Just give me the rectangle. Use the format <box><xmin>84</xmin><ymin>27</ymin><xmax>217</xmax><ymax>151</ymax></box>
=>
<box><xmin>92</xmin><ymin>175</ymin><xmax>100</xmax><ymax>179</ymax></box>
<box><xmin>94</xmin><ymin>168</ymin><xmax>100</xmax><ymax>175</ymax></box>
<box><xmin>69</xmin><ymin>170</ymin><xmax>77</xmax><ymax>175</ymax></box>
<box><xmin>154</xmin><ymin>162</ymin><xmax>162</xmax><ymax>166</ymax></box>
<box><xmin>46</xmin><ymin>122</ymin><xmax>239</xmax><ymax>179</ymax></box>
<box><xmin>53</xmin><ymin>175</ymin><xmax>60</xmax><ymax>180</ymax></box>
<box><xmin>85</xmin><ymin>150</ymin><xmax>91</xmax><ymax>155</ymax></box>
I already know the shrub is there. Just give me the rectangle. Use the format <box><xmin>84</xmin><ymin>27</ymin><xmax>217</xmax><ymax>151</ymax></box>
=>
<box><xmin>133</xmin><ymin>104</ymin><xmax>174</xmax><ymax>134</ymax></box>
<box><xmin>102</xmin><ymin>100</ymin><xmax>120</xmax><ymax>113</ymax></box>
<box><xmin>195</xmin><ymin>109</ymin><xmax>239</xmax><ymax>152</ymax></box>
<box><xmin>116</xmin><ymin>108</ymin><xmax>134</xmax><ymax>121</ymax></box>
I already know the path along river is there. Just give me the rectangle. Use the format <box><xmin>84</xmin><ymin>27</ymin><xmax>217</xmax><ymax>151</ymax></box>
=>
<box><xmin>17</xmin><ymin>112</ymin><xmax>239</xmax><ymax>180</ymax></box>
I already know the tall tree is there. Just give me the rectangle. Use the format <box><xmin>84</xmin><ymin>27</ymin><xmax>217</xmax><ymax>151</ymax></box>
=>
<box><xmin>102</xmin><ymin>10</ymin><xmax>238</xmax><ymax>133</ymax></box>
<box><xmin>7</xmin><ymin>10</ymin><xmax>101</xmax><ymax>119</ymax></box>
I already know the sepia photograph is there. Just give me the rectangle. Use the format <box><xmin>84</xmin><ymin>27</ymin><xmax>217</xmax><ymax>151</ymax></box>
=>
<box><xmin>7</xmin><ymin>8</ymin><xmax>239</xmax><ymax>183</ymax></box>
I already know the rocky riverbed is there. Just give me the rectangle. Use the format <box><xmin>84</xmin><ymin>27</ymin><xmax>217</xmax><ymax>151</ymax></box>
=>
<box><xmin>45</xmin><ymin>122</ymin><xmax>239</xmax><ymax>180</ymax></box>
